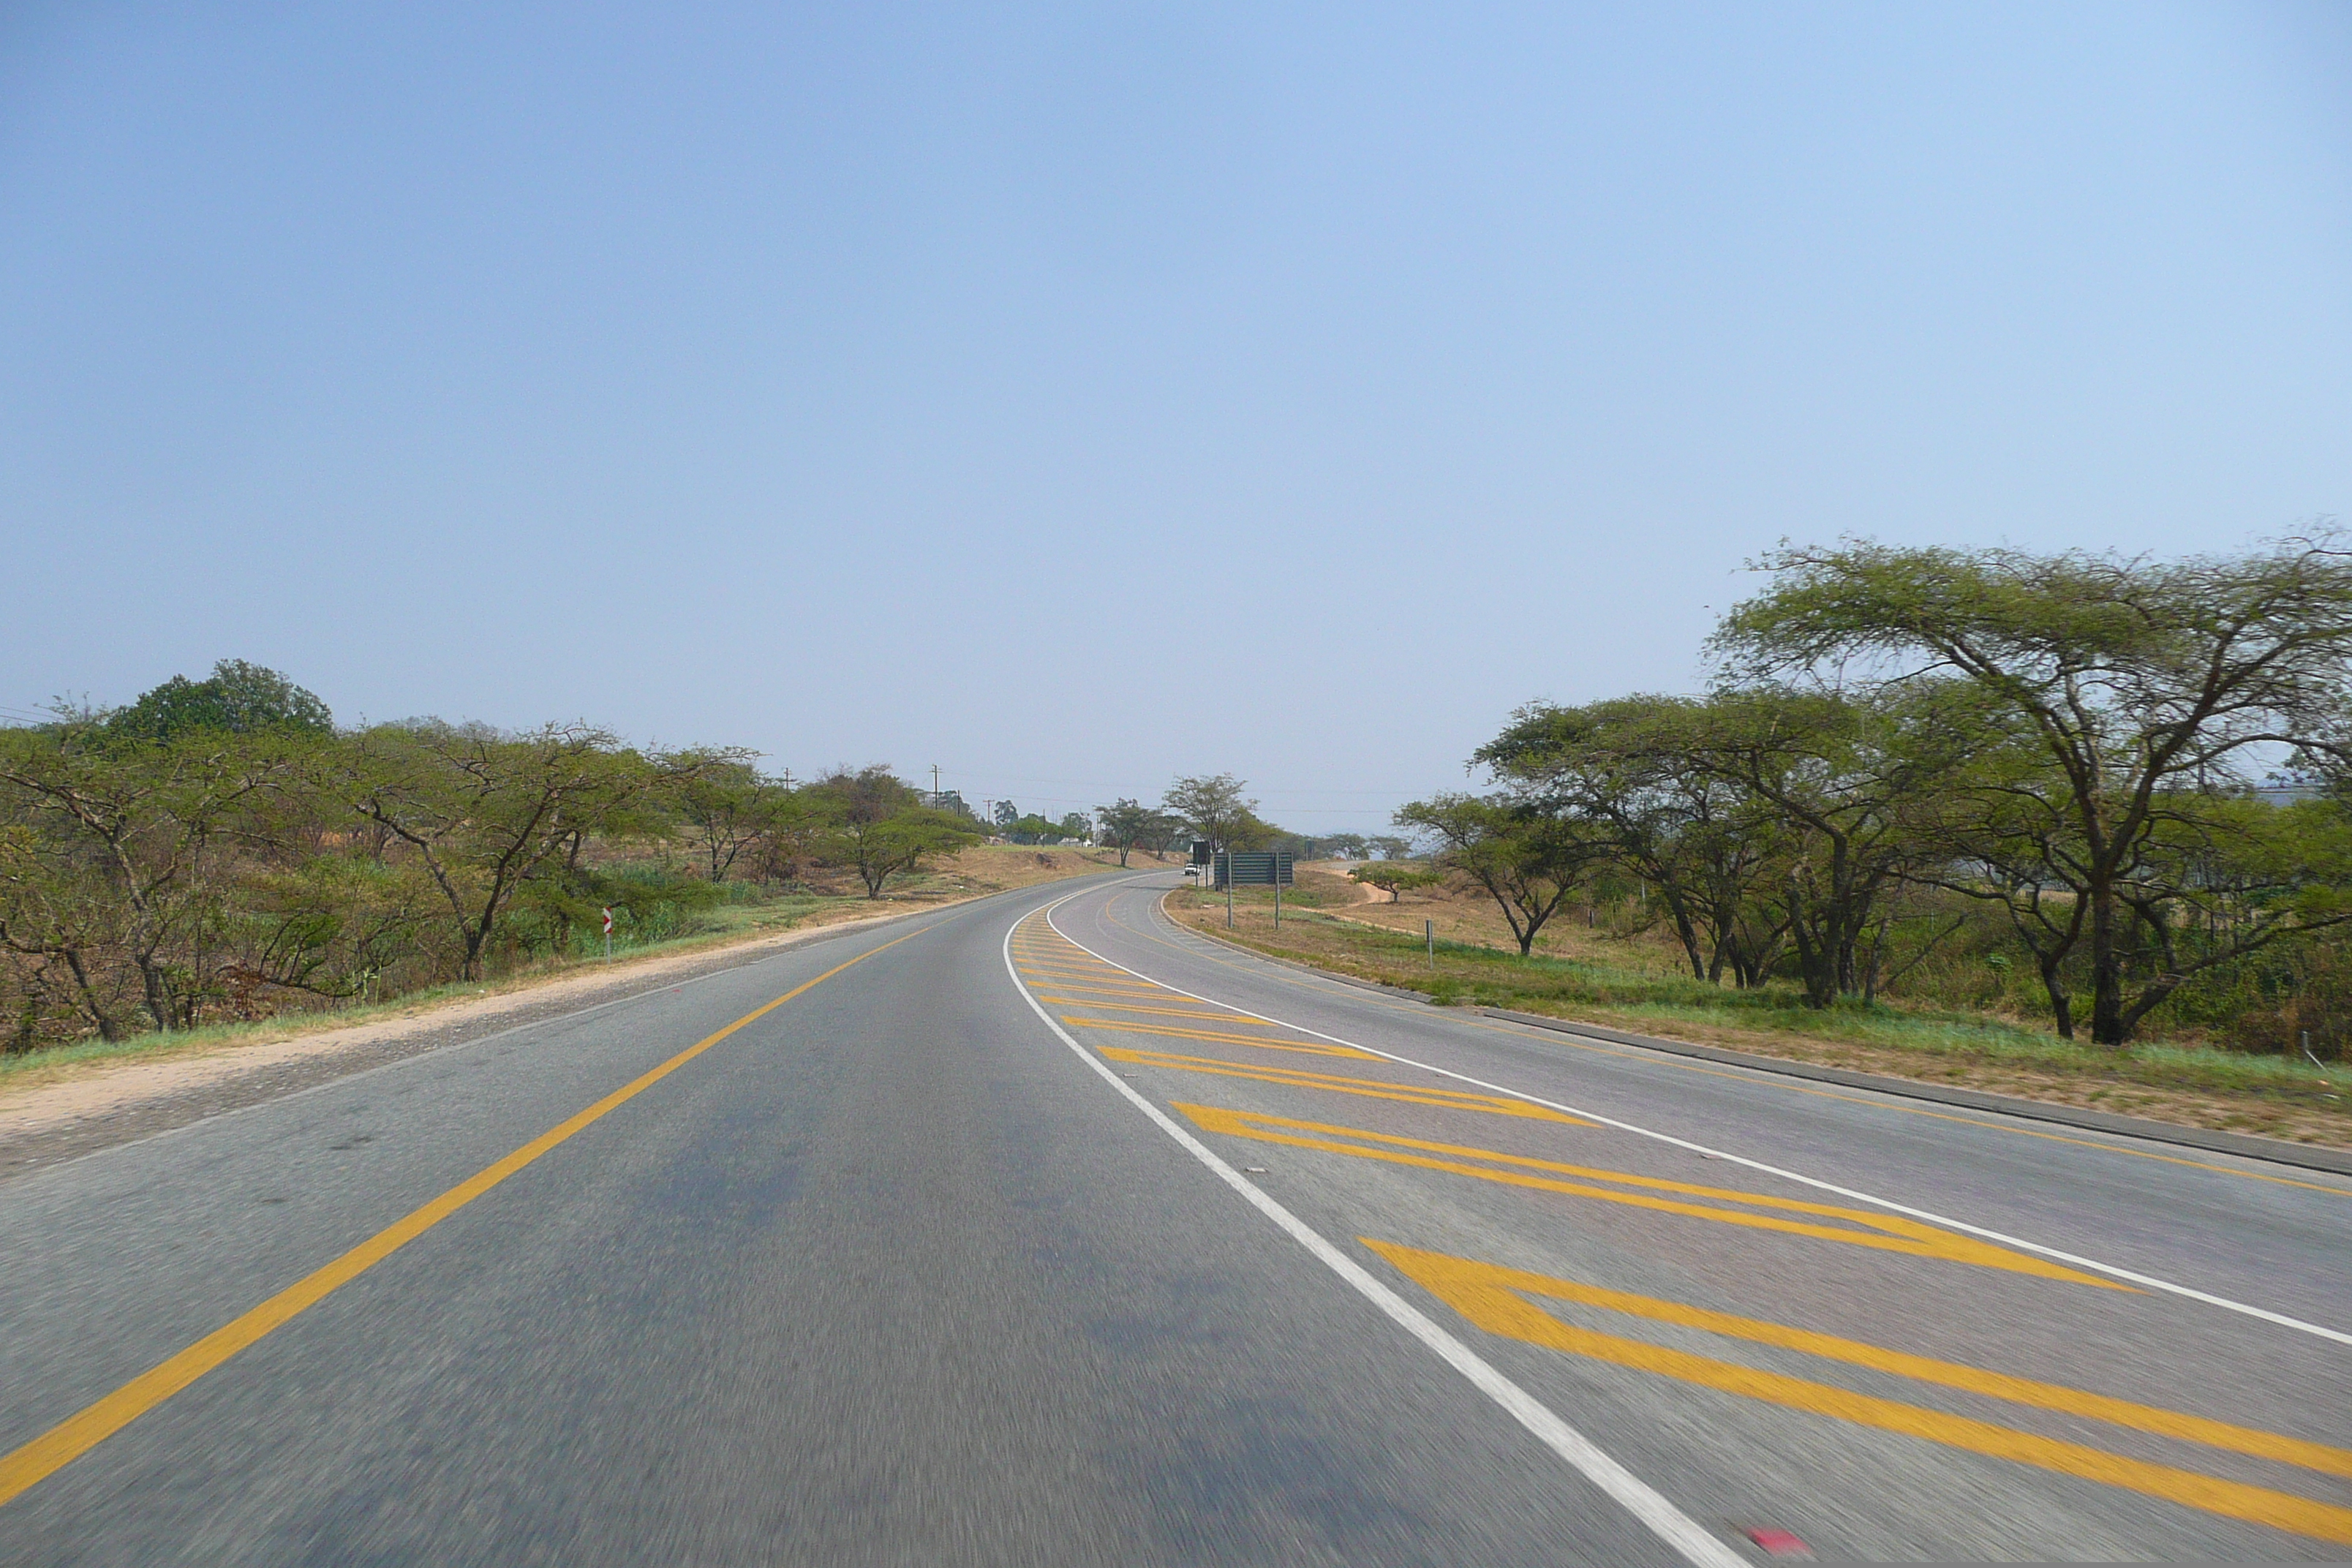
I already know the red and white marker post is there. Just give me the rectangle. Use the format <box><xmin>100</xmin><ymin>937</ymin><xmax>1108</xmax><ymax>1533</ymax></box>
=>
<box><xmin>601</xmin><ymin>906</ymin><xmax>614</xmax><ymax>961</ymax></box>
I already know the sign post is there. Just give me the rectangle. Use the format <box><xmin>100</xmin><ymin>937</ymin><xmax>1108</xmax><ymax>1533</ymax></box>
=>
<box><xmin>1426</xmin><ymin>919</ymin><xmax>1435</xmax><ymax>970</ymax></box>
<box><xmin>602</xmin><ymin>906</ymin><xmax>614</xmax><ymax>961</ymax></box>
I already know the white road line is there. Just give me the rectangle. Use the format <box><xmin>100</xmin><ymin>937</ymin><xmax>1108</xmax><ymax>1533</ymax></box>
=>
<box><xmin>1005</xmin><ymin>899</ymin><xmax>1748</xmax><ymax>1568</ymax></box>
<box><xmin>1055</xmin><ymin>888</ymin><xmax>2352</xmax><ymax>1350</ymax></box>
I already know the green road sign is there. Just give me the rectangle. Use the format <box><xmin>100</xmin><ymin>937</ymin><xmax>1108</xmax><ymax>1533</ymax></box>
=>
<box><xmin>1213</xmin><ymin>851</ymin><xmax>1293</xmax><ymax>889</ymax></box>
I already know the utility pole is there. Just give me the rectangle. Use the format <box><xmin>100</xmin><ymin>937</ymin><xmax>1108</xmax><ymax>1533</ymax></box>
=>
<box><xmin>931</xmin><ymin>764</ymin><xmax>942</xmax><ymax>809</ymax></box>
<box><xmin>780</xmin><ymin>767</ymin><xmax>794</xmax><ymax>791</ymax></box>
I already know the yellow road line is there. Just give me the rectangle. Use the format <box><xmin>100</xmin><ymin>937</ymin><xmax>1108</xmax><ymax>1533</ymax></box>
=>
<box><xmin>1022</xmin><ymin>982</ymin><xmax>1182</xmax><ymax>1000</ymax></box>
<box><xmin>1033</xmin><ymin>996</ymin><xmax>1293</xmax><ymax>1025</ymax></box>
<box><xmin>1060</xmin><ymin>1019</ymin><xmax>1380</xmax><ymax>1059</ymax></box>
<box><xmin>1098</xmin><ymin>1046</ymin><xmax>1594</xmax><ymax>1123</ymax></box>
<box><xmin>1372</xmin><ymin>1241</ymin><xmax>2352</xmax><ymax>1548</ymax></box>
<box><xmin>0</xmin><ymin>927</ymin><xmax>925</xmax><ymax>1511</ymax></box>
<box><xmin>1368</xmin><ymin>1241</ymin><xmax>2352</xmax><ymax>1480</ymax></box>
<box><xmin>1177</xmin><ymin>1103</ymin><xmax>2118</xmax><ymax>1288</ymax></box>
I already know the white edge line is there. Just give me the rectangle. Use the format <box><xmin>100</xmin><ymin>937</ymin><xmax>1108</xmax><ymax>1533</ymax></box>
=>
<box><xmin>1006</xmin><ymin>892</ymin><xmax>1749</xmax><ymax>1568</ymax></box>
<box><xmin>1052</xmin><ymin>885</ymin><xmax>2352</xmax><ymax>1351</ymax></box>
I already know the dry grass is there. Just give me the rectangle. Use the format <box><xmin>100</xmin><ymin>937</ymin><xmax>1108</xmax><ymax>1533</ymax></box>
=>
<box><xmin>1166</xmin><ymin>864</ymin><xmax>2352</xmax><ymax>1151</ymax></box>
<box><xmin>909</xmin><ymin>843</ymin><xmax>1142</xmax><ymax>894</ymax></box>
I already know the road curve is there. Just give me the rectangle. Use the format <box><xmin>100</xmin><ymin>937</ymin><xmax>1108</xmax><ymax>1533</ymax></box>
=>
<box><xmin>1</xmin><ymin>870</ymin><xmax>2346</xmax><ymax>1564</ymax></box>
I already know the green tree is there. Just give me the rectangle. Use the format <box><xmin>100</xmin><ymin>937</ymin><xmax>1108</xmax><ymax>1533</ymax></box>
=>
<box><xmin>807</xmin><ymin>767</ymin><xmax>981</xmax><ymax>897</ymax></box>
<box><xmin>1095</xmin><ymin>799</ymin><xmax>1154</xmax><ymax>866</ymax></box>
<box><xmin>1717</xmin><ymin>535</ymin><xmax>2352</xmax><ymax>1041</ymax></box>
<box><xmin>1395</xmin><ymin>794</ymin><xmax>1599</xmax><ymax>957</ymax></box>
<box><xmin>107</xmin><ymin>660</ymin><xmax>333</xmax><ymax>742</ymax></box>
<box><xmin>668</xmin><ymin>755</ymin><xmax>789</xmax><ymax>881</ymax></box>
<box><xmin>1349</xmin><ymin>862</ymin><xmax>1441</xmax><ymax>902</ymax></box>
<box><xmin>1164</xmin><ymin>774</ymin><xmax>1258</xmax><ymax>855</ymax></box>
<box><xmin>0</xmin><ymin>722</ymin><xmax>287</xmax><ymax>1031</ymax></box>
<box><xmin>0</xmin><ymin>817</ymin><xmax>137</xmax><ymax>1041</ymax></box>
<box><xmin>333</xmin><ymin>723</ymin><xmax>682</xmax><ymax>980</ymax></box>
<box><xmin>1480</xmin><ymin>696</ymin><xmax>1793</xmax><ymax>987</ymax></box>
<box><xmin>1672</xmin><ymin>685</ymin><xmax>1971</xmax><ymax>1007</ymax></box>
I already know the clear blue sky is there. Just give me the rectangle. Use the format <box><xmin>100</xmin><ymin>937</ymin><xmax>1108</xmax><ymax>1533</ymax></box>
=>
<box><xmin>4</xmin><ymin>3</ymin><xmax>2348</xmax><ymax>830</ymax></box>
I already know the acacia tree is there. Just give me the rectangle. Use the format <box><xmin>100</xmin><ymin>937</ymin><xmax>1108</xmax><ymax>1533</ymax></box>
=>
<box><xmin>335</xmin><ymin>723</ymin><xmax>685</xmax><ymax>980</ymax></box>
<box><xmin>669</xmin><ymin>755</ymin><xmax>788</xmax><ymax>881</ymax></box>
<box><xmin>1350</xmin><ymin>862</ymin><xmax>1441</xmax><ymax>902</ymax></box>
<box><xmin>1719</xmin><ymin>535</ymin><xmax>2352</xmax><ymax>1041</ymax></box>
<box><xmin>1666</xmin><ymin>686</ymin><xmax>1972</xmax><ymax>1007</ymax></box>
<box><xmin>0</xmin><ymin>818</ymin><xmax>135</xmax><ymax>1040</ymax></box>
<box><xmin>0</xmin><ymin>723</ymin><xmax>286</xmax><ymax>1030</ymax></box>
<box><xmin>1164</xmin><ymin>774</ymin><xmax>1257</xmax><ymax>855</ymax></box>
<box><xmin>1095</xmin><ymin>799</ymin><xmax>1154</xmax><ymax>866</ymax></box>
<box><xmin>807</xmin><ymin>767</ymin><xmax>981</xmax><ymax>897</ymax></box>
<box><xmin>1394</xmin><ymin>794</ymin><xmax>1598</xmax><ymax>956</ymax></box>
<box><xmin>1479</xmin><ymin>696</ymin><xmax>1793</xmax><ymax>987</ymax></box>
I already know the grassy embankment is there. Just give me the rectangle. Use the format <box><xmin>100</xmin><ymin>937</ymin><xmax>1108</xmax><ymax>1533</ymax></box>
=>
<box><xmin>1166</xmin><ymin>863</ymin><xmax>2352</xmax><ymax>1150</ymax></box>
<box><xmin>0</xmin><ymin>844</ymin><xmax>1129</xmax><ymax>1091</ymax></box>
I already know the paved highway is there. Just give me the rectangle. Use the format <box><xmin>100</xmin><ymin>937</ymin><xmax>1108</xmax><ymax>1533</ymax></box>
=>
<box><xmin>1</xmin><ymin>870</ymin><xmax>2347</xmax><ymax>1564</ymax></box>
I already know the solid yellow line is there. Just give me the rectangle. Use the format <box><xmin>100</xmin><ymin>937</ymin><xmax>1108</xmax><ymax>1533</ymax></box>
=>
<box><xmin>1367</xmin><ymin>1241</ymin><xmax>2352</xmax><ymax>1480</ymax></box>
<box><xmin>1372</xmin><ymin>1241</ymin><xmax>2352</xmax><ymax>1548</ymax></box>
<box><xmin>1177</xmin><ymin>1103</ymin><xmax>2117</xmax><ymax>1288</ymax></box>
<box><xmin>0</xmin><ymin>926</ymin><xmax>924</xmax><ymax>1511</ymax></box>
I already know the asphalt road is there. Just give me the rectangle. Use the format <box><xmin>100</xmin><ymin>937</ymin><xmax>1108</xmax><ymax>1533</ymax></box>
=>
<box><xmin>2</xmin><ymin>870</ymin><xmax>2347</xmax><ymax>1564</ymax></box>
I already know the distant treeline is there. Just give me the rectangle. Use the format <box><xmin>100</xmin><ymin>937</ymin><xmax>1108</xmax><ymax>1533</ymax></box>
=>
<box><xmin>1394</xmin><ymin>535</ymin><xmax>2352</xmax><ymax>1053</ymax></box>
<box><xmin>0</xmin><ymin>663</ymin><xmax>977</xmax><ymax>1050</ymax></box>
